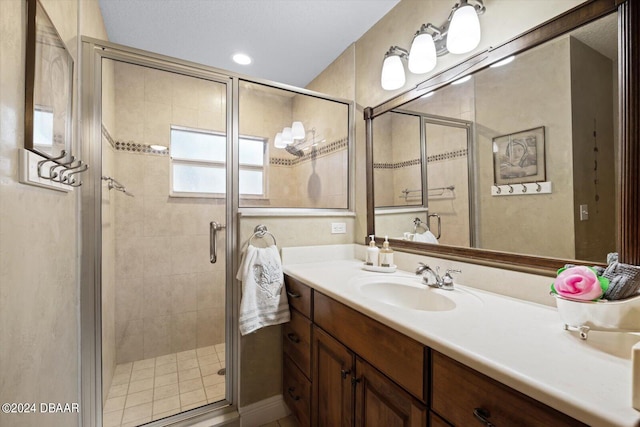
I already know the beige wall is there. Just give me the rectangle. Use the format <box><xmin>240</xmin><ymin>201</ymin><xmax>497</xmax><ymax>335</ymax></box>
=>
<box><xmin>475</xmin><ymin>37</ymin><xmax>575</xmax><ymax>258</ymax></box>
<box><xmin>0</xmin><ymin>1</ymin><xmax>107</xmax><ymax>426</ymax></box>
<box><xmin>569</xmin><ymin>37</ymin><xmax>616</xmax><ymax>262</ymax></box>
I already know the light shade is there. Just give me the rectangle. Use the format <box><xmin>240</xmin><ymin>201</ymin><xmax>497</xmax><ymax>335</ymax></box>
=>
<box><xmin>274</xmin><ymin>133</ymin><xmax>287</xmax><ymax>148</ymax></box>
<box><xmin>446</xmin><ymin>4</ymin><xmax>481</xmax><ymax>54</ymax></box>
<box><xmin>408</xmin><ymin>32</ymin><xmax>437</xmax><ymax>74</ymax></box>
<box><xmin>282</xmin><ymin>127</ymin><xmax>293</xmax><ymax>145</ymax></box>
<box><xmin>292</xmin><ymin>121</ymin><xmax>305</xmax><ymax>139</ymax></box>
<box><xmin>381</xmin><ymin>54</ymin><xmax>406</xmax><ymax>91</ymax></box>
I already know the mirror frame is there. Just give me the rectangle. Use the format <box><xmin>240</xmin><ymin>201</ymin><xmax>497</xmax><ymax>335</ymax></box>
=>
<box><xmin>24</xmin><ymin>0</ymin><xmax>74</xmax><ymax>162</ymax></box>
<box><xmin>365</xmin><ymin>0</ymin><xmax>640</xmax><ymax>275</ymax></box>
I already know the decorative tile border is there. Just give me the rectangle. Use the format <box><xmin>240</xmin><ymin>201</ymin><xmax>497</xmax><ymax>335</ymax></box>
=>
<box><xmin>373</xmin><ymin>148</ymin><xmax>467</xmax><ymax>169</ymax></box>
<box><xmin>427</xmin><ymin>148</ymin><xmax>467</xmax><ymax>163</ymax></box>
<box><xmin>270</xmin><ymin>137</ymin><xmax>348</xmax><ymax>166</ymax></box>
<box><xmin>103</xmin><ymin>126</ymin><xmax>169</xmax><ymax>155</ymax></box>
<box><xmin>374</xmin><ymin>158</ymin><xmax>421</xmax><ymax>169</ymax></box>
<box><xmin>114</xmin><ymin>141</ymin><xmax>170</xmax><ymax>155</ymax></box>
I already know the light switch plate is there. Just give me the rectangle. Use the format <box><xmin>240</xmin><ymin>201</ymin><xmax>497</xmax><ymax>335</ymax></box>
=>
<box><xmin>580</xmin><ymin>204</ymin><xmax>589</xmax><ymax>221</ymax></box>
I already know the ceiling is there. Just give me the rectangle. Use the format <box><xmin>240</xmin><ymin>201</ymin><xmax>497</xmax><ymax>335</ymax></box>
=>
<box><xmin>98</xmin><ymin>0</ymin><xmax>400</xmax><ymax>88</ymax></box>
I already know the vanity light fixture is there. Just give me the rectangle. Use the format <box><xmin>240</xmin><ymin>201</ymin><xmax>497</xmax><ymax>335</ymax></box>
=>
<box><xmin>447</xmin><ymin>0</ymin><xmax>483</xmax><ymax>54</ymax></box>
<box><xmin>381</xmin><ymin>0</ymin><xmax>485</xmax><ymax>90</ymax></box>
<box><xmin>408</xmin><ymin>24</ymin><xmax>440</xmax><ymax>74</ymax></box>
<box><xmin>490</xmin><ymin>55</ymin><xmax>515</xmax><ymax>68</ymax></box>
<box><xmin>273</xmin><ymin>122</ymin><xmax>325</xmax><ymax>157</ymax></box>
<box><xmin>273</xmin><ymin>122</ymin><xmax>307</xmax><ymax>148</ymax></box>
<box><xmin>381</xmin><ymin>46</ymin><xmax>409</xmax><ymax>91</ymax></box>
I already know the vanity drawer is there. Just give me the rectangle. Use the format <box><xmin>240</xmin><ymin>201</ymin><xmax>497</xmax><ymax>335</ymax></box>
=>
<box><xmin>285</xmin><ymin>275</ymin><xmax>313</xmax><ymax>319</ymax></box>
<box><xmin>283</xmin><ymin>309</ymin><xmax>312</xmax><ymax>379</ymax></box>
<box><xmin>431</xmin><ymin>351</ymin><xmax>586</xmax><ymax>427</ymax></box>
<box><xmin>283</xmin><ymin>354</ymin><xmax>311</xmax><ymax>427</ymax></box>
<box><xmin>314</xmin><ymin>292</ymin><xmax>426</xmax><ymax>402</ymax></box>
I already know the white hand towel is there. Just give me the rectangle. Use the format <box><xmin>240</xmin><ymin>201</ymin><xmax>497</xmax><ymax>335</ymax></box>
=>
<box><xmin>413</xmin><ymin>230</ymin><xmax>439</xmax><ymax>244</ymax></box>
<box><xmin>236</xmin><ymin>244</ymin><xmax>290</xmax><ymax>335</ymax></box>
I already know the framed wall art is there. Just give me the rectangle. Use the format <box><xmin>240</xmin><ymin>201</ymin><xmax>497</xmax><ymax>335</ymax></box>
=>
<box><xmin>492</xmin><ymin>126</ymin><xmax>545</xmax><ymax>185</ymax></box>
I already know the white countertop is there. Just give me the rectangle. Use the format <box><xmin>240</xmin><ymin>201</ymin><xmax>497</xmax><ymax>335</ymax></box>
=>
<box><xmin>282</xmin><ymin>250</ymin><xmax>640</xmax><ymax>427</ymax></box>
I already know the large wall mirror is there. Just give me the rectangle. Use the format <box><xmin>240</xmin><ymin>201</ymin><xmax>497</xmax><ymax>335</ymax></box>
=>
<box><xmin>24</xmin><ymin>0</ymin><xmax>74</xmax><ymax>161</ymax></box>
<box><xmin>366</xmin><ymin>0</ymin><xmax>640</xmax><ymax>273</ymax></box>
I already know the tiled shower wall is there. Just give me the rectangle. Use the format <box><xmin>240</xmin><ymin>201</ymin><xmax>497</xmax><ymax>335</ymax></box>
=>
<box><xmin>112</xmin><ymin>149</ymin><xmax>226</xmax><ymax>364</ymax></box>
<box><xmin>111</xmin><ymin>61</ymin><xmax>227</xmax><ymax>364</ymax></box>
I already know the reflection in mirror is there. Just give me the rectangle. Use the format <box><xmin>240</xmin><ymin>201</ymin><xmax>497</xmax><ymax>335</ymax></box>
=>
<box><xmin>373</xmin><ymin>13</ymin><xmax>617</xmax><ymax>263</ymax></box>
<box><xmin>25</xmin><ymin>0</ymin><xmax>73</xmax><ymax>160</ymax></box>
<box><xmin>238</xmin><ymin>81</ymin><xmax>350</xmax><ymax>209</ymax></box>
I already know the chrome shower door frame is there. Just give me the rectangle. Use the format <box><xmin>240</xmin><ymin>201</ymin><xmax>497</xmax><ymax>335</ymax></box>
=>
<box><xmin>79</xmin><ymin>37</ymin><xmax>239</xmax><ymax>427</ymax></box>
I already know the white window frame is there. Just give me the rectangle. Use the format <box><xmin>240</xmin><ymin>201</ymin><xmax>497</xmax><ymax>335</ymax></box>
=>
<box><xmin>169</xmin><ymin>125</ymin><xmax>268</xmax><ymax>199</ymax></box>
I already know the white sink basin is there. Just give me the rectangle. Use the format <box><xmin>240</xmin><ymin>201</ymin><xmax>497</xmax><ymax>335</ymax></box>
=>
<box><xmin>349</xmin><ymin>275</ymin><xmax>482</xmax><ymax>312</ymax></box>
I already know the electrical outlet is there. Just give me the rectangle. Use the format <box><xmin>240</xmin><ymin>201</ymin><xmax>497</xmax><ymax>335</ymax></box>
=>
<box><xmin>331</xmin><ymin>222</ymin><xmax>347</xmax><ymax>234</ymax></box>
<box><xmin>580</xmin><ymin>204</ymin><xmax>589</xmax><ymax>221</ymax></box>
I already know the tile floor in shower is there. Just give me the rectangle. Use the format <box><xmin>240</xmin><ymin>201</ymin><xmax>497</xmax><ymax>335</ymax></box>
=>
<box><xmin>103</xmin><ymin>343</ymin><xmax>226</xmax><ymax>427</ymax></box>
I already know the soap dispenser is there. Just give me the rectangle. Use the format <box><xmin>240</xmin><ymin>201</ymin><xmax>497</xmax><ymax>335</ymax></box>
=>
<box><xmin>379</xmin><ymin>236</ymin><xmax>394</xmax><ymax>267</ymax></box>
<box><xmin>366</xmin><ymin>235</ymin><xmax>380</xmax><ymax>266</ymax></box>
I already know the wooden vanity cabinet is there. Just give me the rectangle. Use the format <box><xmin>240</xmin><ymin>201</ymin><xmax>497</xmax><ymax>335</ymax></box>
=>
<box><xmin>283</xmin><ymin>276</ymin><xmax>313</xmax><ymax>427</ymax></box>
<box><xmin>312</xmin><ymin>326</ymin><xmax>354</xmax><ymax>427</ymax></box>
<box><xmin>282</xmin><ymin>275</ymin><xmax>585</xmax><ymax>427</ymax></box>
<box><xmin>431</xmin><ymin>351</ymin><xmax>587</xmax><ymax>427</ymax></box>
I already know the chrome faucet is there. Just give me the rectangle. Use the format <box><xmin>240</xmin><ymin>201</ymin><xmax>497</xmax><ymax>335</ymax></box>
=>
<box><xmin>415</xmin><ymin>263</ymin><xmax>461</xmax><ymax>291</ymax></box>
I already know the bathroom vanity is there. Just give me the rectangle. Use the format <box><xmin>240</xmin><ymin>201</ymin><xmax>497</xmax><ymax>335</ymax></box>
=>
<box><xmin>280</xmin><ymin>249</ymin><xmax>640</xmax><ymax>427</ymax></box>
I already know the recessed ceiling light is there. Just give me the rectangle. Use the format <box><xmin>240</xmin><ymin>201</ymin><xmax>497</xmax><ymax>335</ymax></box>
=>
<box><xmin>490</xmin><ymin>56</ymin><xmax>515</xmax><ymax>68</ymax></box>
<box><xmin>232</xmin><ymin>53</ymin><xmax>252</xmax><ymax>65</ymax></box>
<box><xmin>451</xmin><ymin>75</ymin><xmax>472</xmax><ymax>85</ymax></box>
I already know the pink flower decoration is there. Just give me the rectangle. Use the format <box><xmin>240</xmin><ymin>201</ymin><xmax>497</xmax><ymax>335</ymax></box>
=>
<box><xmin>553</xmin><ymin>266</ymin><xmax>604</xmax><ymax>301</ymax></box>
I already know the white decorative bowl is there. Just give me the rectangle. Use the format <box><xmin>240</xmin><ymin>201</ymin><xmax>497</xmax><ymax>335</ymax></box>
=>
<box><xmin>553</xmin><ymin>293</ymin><xmax>640</xmax><ymax>339</ymax></box>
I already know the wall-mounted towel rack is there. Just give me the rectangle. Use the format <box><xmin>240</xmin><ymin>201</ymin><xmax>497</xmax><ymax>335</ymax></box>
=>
<box><xmin>401</xmin><ymin>185</ymin><xmax>455</xmax><ymax>200</ymax></box>
<box><xmin>33</xmin><ymin>150</ymin><xmax>89</xmax><ymax>188</ymax></box>
<box><xmin>249</xmin><ymin>225</ymin><xmax>277</xmax><ymax>246</ymax></box>
<box><xmin>102</xmin><ymin>176</ymin><xmax>134</xmax><ymax>197</ymax></box>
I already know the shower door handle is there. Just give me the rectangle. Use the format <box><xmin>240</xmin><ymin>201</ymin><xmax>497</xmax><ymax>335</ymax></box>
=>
<box><xmin>210</xmin><ymin>221</ymin><xmax>226</xmax><ymax>264</ymax></box>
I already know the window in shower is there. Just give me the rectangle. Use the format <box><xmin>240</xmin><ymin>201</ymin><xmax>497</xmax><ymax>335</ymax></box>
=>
<box><xmin>170</xmin><ymin>126</ymin><xmax>267</xmax><ymax>197</ymax></box>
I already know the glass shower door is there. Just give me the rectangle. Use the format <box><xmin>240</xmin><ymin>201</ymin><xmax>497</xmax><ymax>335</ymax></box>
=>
<box><xmin>100</xmin><ymin>57</ymin><xmax>230</xmax><ymax>427</ymax></box>
<box><xmin>424</xmin><ymin>119</ymin><xmax>472</xmax><ymax>247</ymax></box>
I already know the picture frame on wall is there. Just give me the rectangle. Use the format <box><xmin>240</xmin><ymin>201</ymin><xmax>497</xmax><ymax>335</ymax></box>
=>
<box><xmin>492</xmin><ymin>126</ymin><xmax>545</xmax><ymax>185</ymax></box>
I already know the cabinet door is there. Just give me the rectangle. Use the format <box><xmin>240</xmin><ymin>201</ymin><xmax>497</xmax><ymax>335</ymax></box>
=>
<box><xmin>312</xmin><ymin>326</ymin><xmax>355</xmax><ymax>427</ymax></box>
<box><xmin>354</xmin><ymin>358</ymin><xmax>427</xmax><ymax>427</ymax></box>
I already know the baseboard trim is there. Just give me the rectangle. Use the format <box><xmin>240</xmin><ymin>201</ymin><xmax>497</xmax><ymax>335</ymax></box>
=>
<box><xmin>238</xmin><ymin>395</ymin><xmax>290</xmax><ymax>427</ymax></box>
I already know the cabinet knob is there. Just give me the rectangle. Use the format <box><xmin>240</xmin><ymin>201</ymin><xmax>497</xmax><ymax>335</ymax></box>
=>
<box><xmin>473</xmin><ymin>408</ymin><xmax>496</xmax><ymax>426</ymax></box>
<box><xmin>287</xmin><ymin>333</ymin><xmax>300</xmax><ymax>343</ymax></box>
<box><xmin>287</xmin><ymin>387</ymin><xmax>301</xmax><ymax>401</ymax></box>
<box><xmin>351</xmin><ymin>377</ymin><xmax>361</xmax><ymax>386</ymax></box>
<box><xmin>340</xmin><ymin>369</ymin><xmax>351</xmax><ymax>379</ymax></box>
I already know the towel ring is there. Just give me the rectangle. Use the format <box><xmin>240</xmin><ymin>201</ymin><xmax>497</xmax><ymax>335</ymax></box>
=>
<box><xmin>249</xmin><ymin>224</ymin><xmax>277</xmax><ymax>246</ymax></box>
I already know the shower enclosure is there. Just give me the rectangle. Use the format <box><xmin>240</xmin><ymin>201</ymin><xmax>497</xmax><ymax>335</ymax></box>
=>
<box><xmin>81</xmin><ymin>39</ymin><xmax>237</xmax><ymax>427</ymax></box>
<box><xmin>80</xmin><ymin>37</ymin><xmax>352</xmax><ymax>427</ymax></box>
